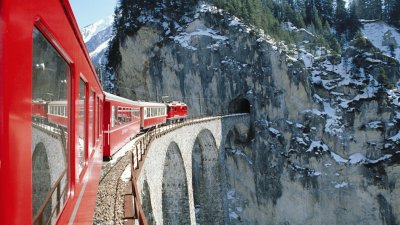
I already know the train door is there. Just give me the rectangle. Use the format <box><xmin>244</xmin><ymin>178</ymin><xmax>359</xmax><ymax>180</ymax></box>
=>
<box><xmin>32</xmin><ymin>27</ymin><xmax>70</xmax><ymax>225</ymax></box>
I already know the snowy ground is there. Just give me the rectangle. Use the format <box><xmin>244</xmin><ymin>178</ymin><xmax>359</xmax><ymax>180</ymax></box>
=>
<box><xmin>361</xmin><ymin>20</ymin><xmax>400</xmax><ymax>62</ymax></box>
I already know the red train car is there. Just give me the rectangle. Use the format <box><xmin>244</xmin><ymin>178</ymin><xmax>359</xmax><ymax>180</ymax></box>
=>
<box><xmin>103</xmin><ymin>92</ymin><xmax>140</xmax><ymax>158</ymax></box>
<box><xmin>166</xmin><ymin>101</ymin><xmax>188</xmax><ymax>123</ymax></box>
<box><xmin>32</xmin><ymin>100</ymin><xmax>48</xmax><ymax>119</ymax></box>
<box><xmin>48</xmin><ymin>101</ymin><xmax>68</xmax><ymax>127</ymax></box>
<box><xmin>0</xmin><ymin>1</ymin><xmax>105</xmax><ymax>225</ymax></box>
<box><xmin>136</xmin><ymin>101</ymin><xmax>167</xmax><ymax>129</ymax></box>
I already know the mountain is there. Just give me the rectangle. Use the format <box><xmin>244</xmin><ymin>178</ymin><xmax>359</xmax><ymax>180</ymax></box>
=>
<box><xmin>81</xmin><ymin>15</ymin><xmax>114</xmax><ymax>68</ymax></box>
<box><xmin>77</xmin><ymin>5</ymin><xmax>400</xmax><ymax>225</ymax></box>
<box><xmin>102</xmin><ymin>1</ymin><xmax>400</xmax><ymax>224</ymax></box>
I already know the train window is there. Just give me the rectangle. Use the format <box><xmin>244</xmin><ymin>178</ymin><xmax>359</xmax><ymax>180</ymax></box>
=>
<box><xmin>78</xmin><ymin>78</ymin><xmax>86</xmax><ymax>177</ymax></box>
<box><xmin>95</xmin><ymin>96</ymin><xmax>98</xmax><ymax>140</ymax></box>
<box><xmin>97</xmin><ymin>97</ymin><xmax>100</xmax><ymax>139</ymax></box>
<box><xmin>111</xmin><ymin>106</ymin><xmax>116</xmax><ymax>127</ymax></box>
<box><xmin>32</xmin><ymin>27</ymin><xmax>69</xmax><ymax>225</ymax></box>
<box><xmin>89</xmin><ymin>90</ymin><xmax>94</xmax><ymax>155</ymax></box>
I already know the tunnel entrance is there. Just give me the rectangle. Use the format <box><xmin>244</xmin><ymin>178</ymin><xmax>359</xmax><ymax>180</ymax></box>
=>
<box><xmin>228</xmin><ymin>97</ymin><xmax>251</xmax><ymax>114</ymax></box>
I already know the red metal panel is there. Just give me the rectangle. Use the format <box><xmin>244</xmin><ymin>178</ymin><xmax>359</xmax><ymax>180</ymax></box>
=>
<box><xmin>48</xmin><ymin>114</ymin><xmax>69</xmax><ymax>127</ymax></box>
<box><xmin>167</xmin><ymin>104</ymin><xmax>188</xmax><ymax>120</ymax></box>
<box><xmin>108</xmin><ymin>121</ymin><xmax>140</xmax><ymax>156</ymax></box>
<box><xmin>143</xmin><ymin>116</ymin><xmax>167</xmax><ymax>129</ymax></box>
<box><xmin>103</xmin><ymin>96</ymin><xmax>141</xmax><ymax>157</ymax></box>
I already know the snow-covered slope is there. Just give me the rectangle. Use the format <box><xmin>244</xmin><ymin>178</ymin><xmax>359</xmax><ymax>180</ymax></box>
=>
<box><xmin>81</xmin><ymin>15</ymin><xmax>114</xmax><ymax>67</ymax></box>
<box><xmin>361</xmin><ymin>20</ymin><xmax>400</xmax><ymax>62</ymax></box>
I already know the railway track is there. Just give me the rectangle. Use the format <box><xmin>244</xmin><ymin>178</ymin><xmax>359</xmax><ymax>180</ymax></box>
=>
<box><xmin>93</xmin><ymin>149</ymin><xmax>131</xmax><ymax>224</ymax></box>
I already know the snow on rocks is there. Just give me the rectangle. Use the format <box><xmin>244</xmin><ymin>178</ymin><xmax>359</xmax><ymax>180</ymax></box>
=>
<box><xmin>331</xmin><ymin>152</ymin><xmax>348</xmax><ymax>164</ymax></box>
<box><xmin>306</xmin><ymin>141</ymin><xmax>329</xmax><ymax>153</ymax></box>
<box><xmin>388</xmin><ymin>131</ymin><xmax>400</xmax><ymax>142</ymax></box>
<box><xmin>330</xmin><ymin>151</ymin><xmax>394</xmax><ymax>165</ymax></box>
<box><xmin>268</xmin><ymin>127</ymin><xmax>281</xmax><ymax>137</ymax></box>
<box><xmin>361</xmin><ymin>21</ymin><xmax>400</xmax><ymax>62</ymax></box>
<box><xmin>173</xmin><ymin>28</ymin><xmax>228</xmax><ymax>50</ymax></box>
<box><xmin>334</xmin><ymin>182</ymin><xmax>348</xmax><ymax>189</ymax></box>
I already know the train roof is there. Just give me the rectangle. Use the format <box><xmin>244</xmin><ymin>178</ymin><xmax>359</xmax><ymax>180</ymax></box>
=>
<box><xmin>104</xmin><ymin>92</ymin><xmax>139</xmax><ymax>105</ymax></box>
<box><xmin>135</xmin><ymin>101</ymin><xmax>167</xmax><ymax>108</ymax></box>
<box><xmin>165</xmin><ymin>101</ymin><xmax>187</xmax><ymax>106</ymax></box>
<box><xmin>48</xmin><ymin>100</ymin><xmax>67</xmax><ymax>105</ymax></box>
<box><xmin>32</xmin><ymin>99</ymin><xmax>47</xmax><ymax>103</ymax></box>
<box><xmin>104</xmin><ymin>92</ymin><xmax>167</xmax><ymax>107</ymax></box>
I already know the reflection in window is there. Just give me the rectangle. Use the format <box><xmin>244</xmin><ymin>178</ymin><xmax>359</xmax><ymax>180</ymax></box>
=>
<box><xmin>89</xmin><ymin>91</ymin><xmax>94</xmax><ymax>155</ymax></box>
<box><xmin>97</xmin><ymin>97</ymin><xmax>100</xmax><ymax>139</ymax></box>
<box><xmin>78</xmin><ymin>79</ymin><xmax>86</xmax><ymax>176</ymax></box>
<box><xmin>32</xmin><ymin>27</ymin><xmax>69</xmax><ymax>225</ymax></box>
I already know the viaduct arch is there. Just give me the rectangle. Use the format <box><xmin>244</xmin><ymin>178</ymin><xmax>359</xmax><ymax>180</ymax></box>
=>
<box><xmin>136</xmin><ymin>114</ymin><xmax>250</xmax><ymax>225</ymax></box>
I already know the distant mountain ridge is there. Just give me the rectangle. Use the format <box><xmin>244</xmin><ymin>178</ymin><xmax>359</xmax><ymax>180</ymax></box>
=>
<box><xmin>81</xmin><ymin>15</ymin><xmax>114</xmax><ymax>67</ymax></box>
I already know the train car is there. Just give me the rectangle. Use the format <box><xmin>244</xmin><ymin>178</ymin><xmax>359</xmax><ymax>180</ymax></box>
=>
<box><xmin>166</xmin><ymin>101</ymin><xmax>188</xmax><ymax>123</ymax></box>
<box><xmin>103</xmin><ymin>92</ymin><xmax>140</xmax><ymax>158</ymax></box>
<box><xmin>0</xmin><ymin>1</ymin><xmax>105</xmax><ymax>225</ymax></box>
<box><xmin>47</xmin><ymin>101</ymin><xmax>68</xmax><ymax>127</ymax></box>
<box><xmin>136</xmin><ymin>101</ymin><xmax>167</xmax><ymax>129</ymax></box>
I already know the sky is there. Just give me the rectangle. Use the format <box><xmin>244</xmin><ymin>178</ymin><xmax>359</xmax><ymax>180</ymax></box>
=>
<box><xmin>69</xmin><ymin>0</ymin><xmax>118</xmax><ymax>28</ymax></box>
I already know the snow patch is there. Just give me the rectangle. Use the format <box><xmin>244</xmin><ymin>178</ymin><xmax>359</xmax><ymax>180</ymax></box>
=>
<box><xmin>173</xmin><ymin>28</ymin><xmax>228</xmax><ymax>50</ymax></box>
<box><xmin>335</xmin><ymin>182</ymin><xmax>348</xmax><ymax>188</ymax></box>
<box><xmin>331</xmin><ymin>152</ymin><xmax>348</xmax><ymax>164</ymax></box>
<box><xmin>389</xmin><ymin>132</ymin><xmax>400</xmax><ymax>142</ymax></box>
<box><xmin>81</xmin><ymin>15</ymin><xmax>114</xmax><ymax>43</ymax></box>
<box><xmin>361</xmin><ymin>21</ymin><xmax>400</xmax><ymax>62</ymax></box>
<box><xmin>120</xmin><ymin>164</ymin><xmax>131</xmax><ymax>182</ymax></box>
<box><xmin>306</xmin><ymin>141</ymin><xmax>329</xmax><ymax>153</ymax></box>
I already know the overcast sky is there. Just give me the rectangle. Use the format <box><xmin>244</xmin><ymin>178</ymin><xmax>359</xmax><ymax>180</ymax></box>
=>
<box><xmin>69</xmin><ymin>0</ymin><xmax>118</xmax><ymax>27</ymax></box>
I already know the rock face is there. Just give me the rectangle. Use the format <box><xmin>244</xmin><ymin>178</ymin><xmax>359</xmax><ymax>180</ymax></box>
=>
<box><xmin>111</xmin><ymin>4</ymin><xmax>400</xmax><ymax>225</ymax></box>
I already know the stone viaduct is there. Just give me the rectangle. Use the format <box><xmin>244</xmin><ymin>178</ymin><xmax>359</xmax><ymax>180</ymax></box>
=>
<box><xmin>134</xmin><ymin>114</ymin><xmax>251</xmax><ymax>225</ymax></box>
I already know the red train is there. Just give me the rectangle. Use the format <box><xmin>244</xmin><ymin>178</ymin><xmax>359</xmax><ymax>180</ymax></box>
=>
<box><xmin>0</xmin><ymin>1</ymin><xmax>188</xmax><ymax>225</ymax></box>
<box><xmin>1</xmin><ymin>0</ymin><xmax>105</xmax><ymax>224</ymax></box>
<box><xmin>166</xmin><ymin>101</ymin><xmax>188</xmax><ymax>123</ymax></box>
<box><xmin>103</xmin><ymin>93</ymin><xmax>188</xmax><ymax>158</ymax></box>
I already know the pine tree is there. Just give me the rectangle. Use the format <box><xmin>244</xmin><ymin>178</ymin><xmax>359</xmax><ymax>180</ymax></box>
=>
<box><xmin>348</xmin><ymin>1</ymin><xmax>362</xmax><ymax>37</ymax></box>
<box><xmin>314</xmin><ymin>0</ymin><xmax>333</xmax><ymax>25</ymax></box>
<box><xmin>335</xmin><ymin>0</ymin><xmax>347</xmax><ymax>35</ymax></box>
<box><xmin>305</xmin><ymin>0</ymin><xmax>315</xmax><ymax>25</ymax></box>
<box><xmin>378</xmin><ymin>67</ymin><xmax>391</xmax><ymax>88</ymax></box>
<box><xmin>354</xmin><ymin>0</ymin><xmax>368</xmax><ymax>19</ymax></box>
<box><xmin>312</xmin><ymin>5</ymin><xmax>323</xmax><ymax>33</ymax></box>
<box><xmin>389</xmin><ymin>0</ymin><xmax>400</xmax><ymax>28</ymax></box>
<box><xmin>369</xmin><ymin>0</ymin><xmax>383</xmax><ymax>20</ymax></box>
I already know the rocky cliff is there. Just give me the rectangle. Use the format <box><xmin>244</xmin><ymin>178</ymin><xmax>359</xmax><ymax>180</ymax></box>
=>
<box><xmin>109</xmin><ymin>3</ymin><xmax>400</xmax><ymax>225</ymax></box>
